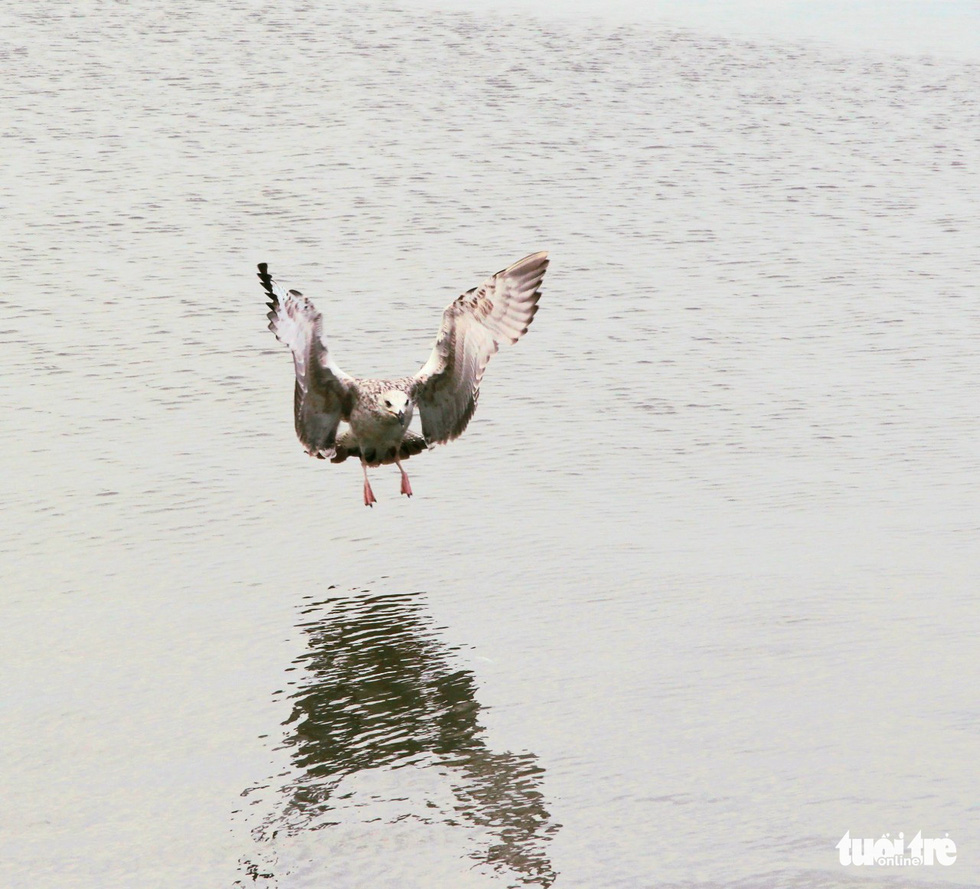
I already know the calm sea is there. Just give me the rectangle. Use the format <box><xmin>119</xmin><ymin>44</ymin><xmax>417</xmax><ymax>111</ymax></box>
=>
<box><xmin>2</xmin><ymin>1</ymin><xmax>977</xmax><ymax>886</ymax></box>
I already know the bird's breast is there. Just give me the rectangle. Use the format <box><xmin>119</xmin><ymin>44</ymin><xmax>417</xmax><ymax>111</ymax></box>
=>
<box><xmin>349</xmin><ymin>406</ymin><xmax>408</xmax><ymax>448</ymax></box>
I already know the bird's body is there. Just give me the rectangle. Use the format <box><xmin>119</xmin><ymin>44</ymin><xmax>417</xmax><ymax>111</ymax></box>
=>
<box><xmin>341</xmin><ymin>379</ymin><xmax>415</xmax><ymax>464</ymax></box>
<box><xmin>259</xmin><ymin>252</ymin><xmax>548</xmax><ymax>505</ymax></box>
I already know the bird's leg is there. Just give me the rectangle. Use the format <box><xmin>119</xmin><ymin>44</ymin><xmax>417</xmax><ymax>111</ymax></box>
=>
<box><xmin>395</xmin><ymin>456</ymin><xmax>413</xmax><ymax>498</ymax></box>
<box><xmin>361</xmin><ymin>461</ymin><xmax>377</xmax><ymax>507</ymax></box>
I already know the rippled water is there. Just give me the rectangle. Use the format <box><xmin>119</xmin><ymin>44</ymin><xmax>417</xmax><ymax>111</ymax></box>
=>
<box><xmin>237</xmin><ymin>591</ymin><xmax>560</xmax><ymax>886</ymax></box>
<box><xmin>2</xmin><ymin>2</ymin><xmax>978</xmax><ymax>887</ymax></box>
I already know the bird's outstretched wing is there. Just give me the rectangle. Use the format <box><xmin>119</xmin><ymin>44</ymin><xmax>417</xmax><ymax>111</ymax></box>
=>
<box><xmin>412</xmin><ymin>251</ymin><xmax>548</xmax><ymax>445</ymax></box>
<box><xmin>259</xmin><ymin>263</ymin><xmax>354</xmax><ymax>459</ymax></box>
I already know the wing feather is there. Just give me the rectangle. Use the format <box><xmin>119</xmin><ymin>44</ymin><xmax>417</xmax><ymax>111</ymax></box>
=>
<box><xmin>259</xmin><ymin>263</ymin><xmax>353</xmax><ymax>458</ymax></box>
<box><xmin>412</xmin><ymin>252</ymin><xmax>548</xmax><ymax>445</ymax></box>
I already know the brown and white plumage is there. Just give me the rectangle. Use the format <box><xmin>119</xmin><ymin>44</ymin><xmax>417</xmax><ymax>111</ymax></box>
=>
<box><xmin>413</xmin><ymin>253</ymin><xmax>545</xmax><ymax>444</ymax></box>
<box><xmin>259</xmin><ymin>264</ymin><xmax>354</xmax><ymax>459</ymax></box>
<box><xmin>259</xmin><ymin>252</ymin><xmax>548</xmax><ymax>505</ymax></box>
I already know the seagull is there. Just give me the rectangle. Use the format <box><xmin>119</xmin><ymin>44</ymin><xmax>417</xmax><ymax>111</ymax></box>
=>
<box><xmin>259</xmin><ymin>252</ymin><xmax>548</xmax><ymax>506</ymax></box>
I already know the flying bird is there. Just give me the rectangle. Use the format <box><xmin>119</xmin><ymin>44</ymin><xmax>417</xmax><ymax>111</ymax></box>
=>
<box><xmin>259</xmin><ymin>252</ymin><xmax>548</xmax><ymax>506</ymax></box>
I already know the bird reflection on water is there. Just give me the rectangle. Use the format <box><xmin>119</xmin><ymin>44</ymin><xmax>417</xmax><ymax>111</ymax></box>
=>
<box><xmin>238</xmin><ymin>589</ymin><xmax>559</xmax><ymax>886</ymax></box>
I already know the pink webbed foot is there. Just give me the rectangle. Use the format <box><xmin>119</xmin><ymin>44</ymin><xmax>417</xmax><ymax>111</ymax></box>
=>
<box><xmin>395</xmin><ymin>458</ymin><xmax>413</xmax><ymax>497</ymax></box>
<box><xmin>363</xmin><ymin>478</ymin><xmax>377</xmax><ymax>507</ymax></box>
<box><xmin>361</xmin><ymin>462</ymin><xmax>378</xmax><ymax>507</ymax></box>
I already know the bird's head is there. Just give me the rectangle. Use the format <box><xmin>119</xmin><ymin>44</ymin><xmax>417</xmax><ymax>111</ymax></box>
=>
<box><xmin>379</xmin><ymin>389</ymin><xmax>412</xmax><ymax>424</ymax></box>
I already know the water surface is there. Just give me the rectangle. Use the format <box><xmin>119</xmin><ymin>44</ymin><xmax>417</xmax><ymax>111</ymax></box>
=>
<box><xmin>1</xmin><ymin>2</ymin><xmax>978</xmax><ymax>887</ymax></box>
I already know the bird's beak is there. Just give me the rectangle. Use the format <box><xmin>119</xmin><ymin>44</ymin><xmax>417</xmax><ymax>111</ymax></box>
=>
<box><xmin>397</xmin><ymin>410</ymin><xmax>405</xmax><ymax>423</ymax></box>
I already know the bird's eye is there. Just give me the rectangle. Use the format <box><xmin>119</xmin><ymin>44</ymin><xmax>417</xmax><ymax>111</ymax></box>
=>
<box><xmin>384</xmin><ymin>399</ymin><xmax>391</xmax><ymax>408</ymax></box>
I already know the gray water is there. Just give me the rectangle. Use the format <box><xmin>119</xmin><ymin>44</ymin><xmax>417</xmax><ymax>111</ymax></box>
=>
<box><xmin>2</xmin><ymin>2</ymin><xmax>978</xmax><ymax>887</ymax></box>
